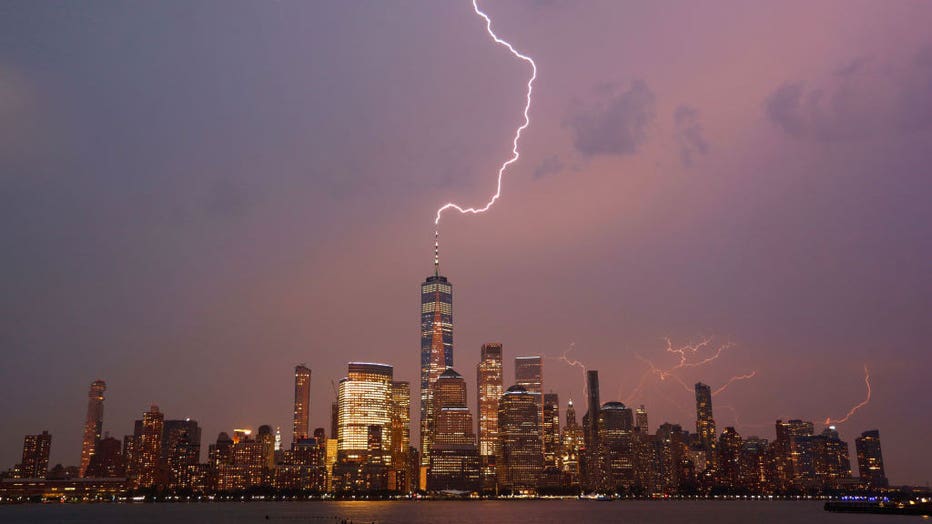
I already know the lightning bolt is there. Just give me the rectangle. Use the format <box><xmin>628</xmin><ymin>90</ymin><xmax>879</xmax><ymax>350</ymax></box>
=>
<box><xmin>712</xmin><ymin>371</ymin><xmax>758</xmax><ymax>397</ymax></box>
<box><xmin>433</xmin><ymin>0</ymin><xmax>537</xmax><ymax>228</ymax></box>
<box><xmin>623</xmin><ymin>337</ymin><xmax>736</xmax><ymax>402</ymax></box>
<box><xmin>544</xmin><ymin>342</ymin><xmax>588</xmax><ymax>401</ymax></box>
<box><xmin>824</xmin><ymin>365</ymin><xmax>871</xmax><ymax>426</ymax></box>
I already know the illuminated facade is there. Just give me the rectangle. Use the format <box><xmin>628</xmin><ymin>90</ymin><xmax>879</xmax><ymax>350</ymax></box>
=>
<box><xmin>79</xmin><ymin>380</ymin><xmax>106</xmax><ymax>477</ymax></box>
<box><xmin>85</xmin><ymin>436</ymin><xmax>124</xmax><ymax>478</ymax></box>
<box><xmin>561</xmin><ymin>400</ymin><xmax>583</xmax><ymax>486</ymax></box>
<box><xmin>17</xmin><ymin>431</ymin><xmax>51</xmax><ymax>479</ymax></box>
<box><xmin>855</xmin><ymin>429</ymin><xmax>887</xmax><ymax>488</ymax></box>
<box><xmin>293</xmin><ymin>365</ymin><xmax>312</xmax><ymax>446</ymax></box>
<box><xmin>134</xmin><ymin>405</ymin><xmax>164</xmax><ymax>489</ymax></box>
<box><xmin>635</xmin><ymin>405</ymin><xmax>648</xmax><ymax>434</ymax></box>
<box><xmin>420</xmin><ymin>273</ymin><xmax>453</xmax><ymax>464</ymax></box>
<box><xmin>598</xmin><ymin>401</ymin><xmax>635</xmax><ymax>490</ymax></box>
<box><xmin>542</xmin><ymin>393</ymin><xmax>560</xmax><ymax>468</ymax></box>
<box><xmin>477</xmin><ymin>343</ymin><xmax>503</xmax><ymax>458</ymax></box>
<box><xmin>389</xmin><ymin>380</ymin><xmax>411</xmax><ymax>490</ymax></box>
<box><xmin>427</xmin><ymin>368</ymin><xmax>479</xmax><ymax>491</ymax></box>
<box><xmin>498</xmin><ymin>385</ymin><xmax>542</xmax><ymax>492</ymax></box>
<box><xmin>337</xmin><ymin>362</ymin><xmax>393</xmax><ymax>465</ymax></box>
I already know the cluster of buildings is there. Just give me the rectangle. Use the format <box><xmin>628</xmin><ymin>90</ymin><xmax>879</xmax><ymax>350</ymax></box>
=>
<box><xmin>0</xmin><ymin>267</ymin><xmax>894</xmax><ymax>500</ymax></box>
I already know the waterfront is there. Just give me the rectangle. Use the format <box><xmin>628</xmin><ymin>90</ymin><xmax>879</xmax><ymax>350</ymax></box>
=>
<box><xmin>0</xmin><ymin>500</ymin><xmax>920</xmax><ymax>524</ymax></box>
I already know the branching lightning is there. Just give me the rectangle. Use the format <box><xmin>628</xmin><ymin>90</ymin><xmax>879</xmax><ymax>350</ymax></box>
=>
<box><xmin>433</xmin><ymin>0</ymin><xmax>537</xmax><ymax>232</ymax></box>
<box><xmin>824</xmin><ymin>365</ymin><xmax>872</xmax><ymax>426</ymax></box>
<box><xmin>544</xmin><ymin>342</ymin><xmax>588</xmax><ymax>401</ymax></box>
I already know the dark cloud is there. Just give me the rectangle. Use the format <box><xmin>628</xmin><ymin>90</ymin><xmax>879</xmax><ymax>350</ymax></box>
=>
<box><xmin>766</xmin><ymin>46</ymin><xmax>932</xmax><ymax>141</ymax></box>
<box><xmin>565</xmin><ymin>80</ymin><xmax>656</xmax><ymax>156</ymax></box>
<box><xmin>674</xmin><ymin>105</ymin><xmax>709</xmax><ymax>167</ymax></box>
<box><xmin>532</xmin><ymin>155</ymin><xmax>564</xmax><ymax>179</ymax></box>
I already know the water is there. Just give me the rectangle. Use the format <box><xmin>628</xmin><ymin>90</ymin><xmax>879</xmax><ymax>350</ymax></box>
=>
<box><xmin>0</xmin><ymin>500</ymin><xmax>919</xmax><ymax>523</ymax></box>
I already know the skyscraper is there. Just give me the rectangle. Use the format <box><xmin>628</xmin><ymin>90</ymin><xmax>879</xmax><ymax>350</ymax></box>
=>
<box><xmin>18</xmin><ymin>431</ymin><xmax>51</xmax><ymax>479</ymax></box>
<box><xmin>561</xmin><ymin>400</ymin><xmax>584</xmax><ymax>486</ymax></box>
<box><xmin>542</xmin><ymin>393</ymin><xmax>561</xmax><ymax>468</ymax></box>
<box><xmin>420</xmin><ymin>265</ymin><xmax>453</xmax><ymax>464</ymax></box>
<box><xmin>477</xmin><ymin>343</ymin><xmax>503</xmax><ymax>458</ymax></box>
<box><xmin>695</xmin><ymin>382</ymin><xmax>717</xmax><ymax>472</ymax></box>
<box><xmin>515</xmin><ymin>356</ymin><xmax>543</xmax><ymax>394</ymax></box>
<box><xmin>134</xmin><ymin>405</ymin><xmax>164</xmax><ymax>489</ymax></box>
<box><xmin>293</xmin><ymin>365</ymin><xmax>312</xmax><ymax>447</ymax></box>
<box><xmin>389</xmin><ymin>381</ymin><xmax>412</xmax><ymax>492</ymax></box>
<box><xmin>497</xmin><ymin>385</ymin><xmax>542</xmax><ymax>493</ymax></box>
<box><xmin>583</xmin><ymin>370</ymin><xmax>601</xmax><ymax>489</ymax></box>
<box><xmin>428</xmin><ymin>368</ymin><xmax>480</xmax><ymax>492</ymax></box>
<box><xmin>79</xmin><ymin>380</ymin><xmax>106</xmax><ymax>477</ymax></box>
<box><xmin>337</xmin><ymin>362</ymin><xmax>393</xmax><ymax>464</ymax></box>
<box><xmin>477</xmin><ymin>343</ymin><xmax>504</xmax><ymax>491</ymax></box>
<box><xmin>855</xmin><ymin>429</ymin><xmax>888</xmax><ymax>488</ymax></box>
<box><xmin>635</xmin><ymin>405</ymin><xmax>649</xmax><ymax>434</ymax></box>
<box><xmin>598</xmin><ymin>401</ymin><xmax>635</xmax><ymax>490</ymax></box>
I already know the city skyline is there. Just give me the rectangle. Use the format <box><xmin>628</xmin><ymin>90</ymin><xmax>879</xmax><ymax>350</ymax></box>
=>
<box><xmin>1</xmin><ymin>0</ymin><xmax>930</xmax><ymax>489</ymax></box>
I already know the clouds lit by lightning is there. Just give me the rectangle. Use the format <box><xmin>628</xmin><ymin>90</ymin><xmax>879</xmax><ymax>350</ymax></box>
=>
<box><xmin>433</xmin><ymin>0</ymin><xmax>537</xmax><ymax>226</ymax></box>
<box><xmin>824</xmin><ymin>365</ymin><xmax>872</xmax><ymax>426</ymax></box>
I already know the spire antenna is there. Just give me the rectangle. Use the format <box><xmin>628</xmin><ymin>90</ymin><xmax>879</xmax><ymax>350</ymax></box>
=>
<box><xmin>434</xmin><ymin>230</ymin><xmax>440</xmax><ymax>276</ymax></box>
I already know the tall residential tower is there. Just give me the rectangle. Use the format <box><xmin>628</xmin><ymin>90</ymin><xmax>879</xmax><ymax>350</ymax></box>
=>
<box><xmin>293</xmin><ymin>365</ymin><xmax>312</xmax><ymax>446</ymax></box>
<box><xmin>79</xmin><ymin>380</ymin><xmax>106</xmax><ymax>477</ymax></box>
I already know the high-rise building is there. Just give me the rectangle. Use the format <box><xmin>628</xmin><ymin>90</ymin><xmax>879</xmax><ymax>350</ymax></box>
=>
<box><xmin>717</xmin><ymin>427</ymin><xmax>743</xmax><ymax>489</ymax></box>
<box><xmin>598</xmin><ymin>401</ymin><xmax>635</xmax><ymax>490</ymax></box>
<box><xmin>694</xmin><ymin>382</ymin><xmax>717</xmax><ymax>472</ymax></box>
<box><xmin>428</xmin><ymin>368</ymin><xmax>480</xmax><ymax>492</ymax></box>
<box><xmin>134</xmin><ymin>405</ymin><xmax>164</xmax><ymax>489</ymax></box>
<box><xmin>738</xmin><ymin>436</ymin><xmax>771</xmax><ymax>493</ymax></box>
<box><xmin>389</xmin><ymin>381</ymin><xmax>412</xmax><ymax>492</ymax></box>
<box><xmin>497</xmin><ymin>385</ymin><xmax>542</xmax><ymax>493</ymax></box>
<box><xmin>477</xmin><ymin>343</ymin><xmax>503</xmax><ymax>458</ymax></box>
<box><xmin>515</xmin><ymin>356</ymin><xmax>543</xmax><ymax>394</ymax></box>
<box><xmin>85</xmin><ymin>436</ymin><xmax>125</xmax><ymax>478</ymax></box>
<box><xmin>855</xmin><ymin>429</ymin><xmax>888</xmax><ymax>488</ymax></box>
<box><xmin>561</xmin><ymin>400</ymin><xmax>584</xmax><ymax>486</ymax></box>
<box><xmin>17</xmin><ymin>431</ymin><xmax>51</xmax><ymax>479</ymax></box>
<box><xmin>542</xmin><ymin>393</ymin><xmax>561</xmax><ymax>468</ymax></box>
<box><xmin>635</xmin><ymin>405</ymin><xmax>649</xmax><ymax>434</ymax></box>
<box><xmin>293</xmin><ymin>365</ymin><xmax>312</xmax><ymax>447</ymax></box>
<box><xmin>420</xmin><ymin>263</ymin><xmax>454</xmax><ymax>464</ymax></box>
<box><xmin>337</xmin><ymin>362</ymin><xmax>394</xmax><ymax>465</ymax></box>
<box><xmin>161</xmin><ymin>419</ymin><xmax>201</xmax><ymax>490</ymax></box>
<box><xmin>583</xmin><ymin>370</ymin><xmax>601</xmax><ymax>489</ymax></box>
<box><xmin>79</xmin><ymin>380</ymin><xmax>106</xmax><ymax>477</ymax></box>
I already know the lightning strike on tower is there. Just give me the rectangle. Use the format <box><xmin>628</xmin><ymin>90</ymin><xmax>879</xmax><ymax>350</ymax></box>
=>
<box><xmin>824</xmin><ymin>365</ymin><xmax>872</xmax><ymax>426</ymax></box>
<box><xmin>432</xmin><ymin>0</ymin><xmax>538</xmax><ymax>263</ymax></box>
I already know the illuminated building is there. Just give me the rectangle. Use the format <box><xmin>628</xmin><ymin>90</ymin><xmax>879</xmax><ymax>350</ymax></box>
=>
<box><xmin>855</xmin><ymin>429</ymin><xmax>888</xmax><ymax>488</ymax></box>
<box><xmin>389</xmin><ymin>381</ymin><xmax>412</xmax><ymax>492</ymax></box>
<box><xmin>477</xmin><ymin>343</ymin><xmax>503</xmax><ymax>458</ymax></box>
<box><xmin>542</xmin><ymin>393</ymin><xmax>560</xmax><ymax>468</ymax></box>
<box><xmin>293</xmin><ymin>365</ymin><xmax>312</xmax><ymax>447</ymax></box>
<box><xmin>635</xmin><ymin>405</ymin><xmax>648</xmax><ymax>434</ymax></box>
<box><xmin>598</xmin><ymin>401</ymin><xmax>635</xmax><ymax>491</ymax></box>
<box><xmin>16</xmin><ymin>431</ymin><xmax>51</xmax><ymax>479</ymax></box>
<box><xmin>560</xmin><ymin>400</ymin><xmax>583</xmax><ymax>486</ymax></box>
<box><xmin>134</xmin><ymin>405</ymin><xmax>164</xmax><ymax>489</ymax></box>
<box><xmin>717</xmin><ymin>426</ymin><xmax>743</xmax><ymax>489</ymax></box>
<box><xmin>694</xmin><ymin>382</ymin><xmax>717</xmax><ymax>474</ymax></box>
<box><xmin>420</xmin><ymin>269</ymin><xmax>454</xmax><ymax>465</ymax></box>
<box><xmin>477</xmin><ymin>343</ymin><xmax>503</xmax><ymax>490</ymax></box>
<box><xmin>428</xmin><ymin>368</ymin><xmax>480</xmax><ymax>492</ymax></box>
<box><xmin>654</xmin><ymin>423</ymin><xmax>691</xmax><ymax>494</ymax></box>
<box><xmin>85</xmin><ymin>436</ymin><xmax>124</xmax><ymax>478</ymax></box>
<box><xmin>165</xmin><ymin>426</ymin><xmax>200</xmax><ymax>491</ymax></box>
<box><xmin>772</xmin><ymin>419</ymin><xmax>813</xmax><ymax>489</ymax></box>
<box><xmin>738</xmin><ymin>436</ymin><xmax>771</xmax><ymax>493</ymax></box>
<box><xmin>79</xmin><ymin>380</ymin><xmax>106</xmax><ymax>477</ymax></box>
<box><xmin>515</xmin><ymin>356</ymin><xmax>543</xmax><ymax>395</ymax></box>
<box><xmin>497</xmin><ymin>385</ymin><xmax>542</xmax><ymax>492</ymax></box>
<box><xmin>337</xmin><ymin>362</ymin><xmax>393</xmax><ymax>468</ymax></box>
